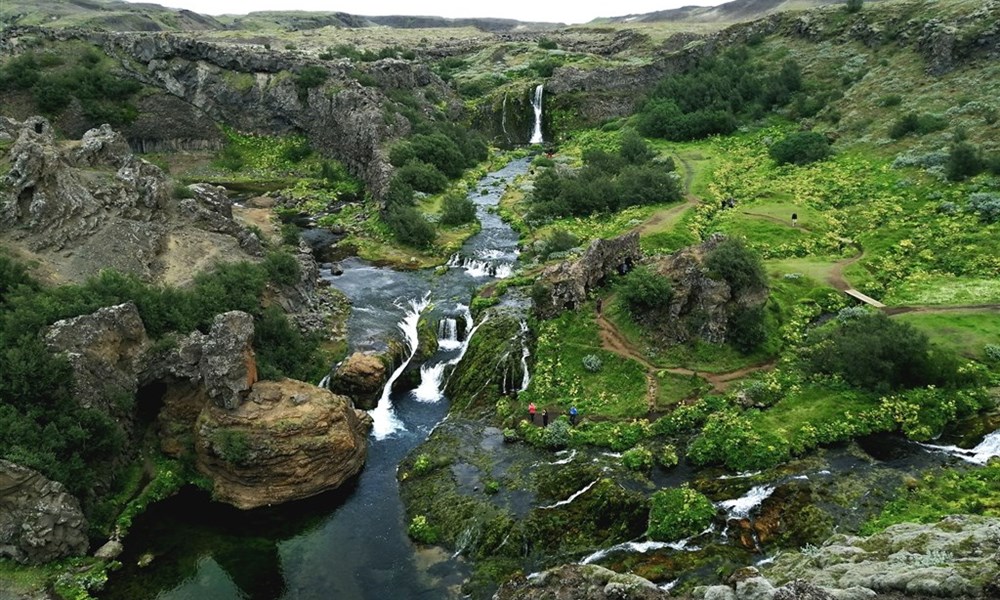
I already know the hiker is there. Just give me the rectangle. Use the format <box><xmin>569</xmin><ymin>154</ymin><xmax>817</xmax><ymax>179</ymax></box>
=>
<box><xmin>542</xmin><ymin>409</ymin><xmax>549</xmax><ymax>427</ymax></box>
<box><xmin>596</xmin><ymin>298</ymin><xmax>603</xmax><ymax>315</ymax></box>
<box><xmin>569</xmin><ymin>406</ymin><xmax>578</xmax><ymax>426</ymax></box>
<box><xmin>792</xmin><ymin>212</ymin><xmax>798</xmax><ymax>227</ymax></box>
<box><xmin>528</xmin><ymin>402</ymin><xmax>537</xmax><ymax>424</ymax></box>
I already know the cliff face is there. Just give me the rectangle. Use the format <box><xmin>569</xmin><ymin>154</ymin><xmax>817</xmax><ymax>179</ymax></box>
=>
<box><xmin>0</xmin><ymin>116</ymin><xmax>261</xmax><ymax>285</ymax></box>
<box><xmin>0</xmin><ymin>460</ymin><xmax>89</xmax><ymax>565</ymax></box>
<box><xmin>536</xmin><ymin>233</ymin><xmax>642</xmax><ymax>318</ymax></box>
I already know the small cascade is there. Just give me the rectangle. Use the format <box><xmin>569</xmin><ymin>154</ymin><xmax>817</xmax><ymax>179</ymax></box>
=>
<box><xmin>529</xmin><ymin>84</ymin><xmax>544</xmax><ymax>144</ymax></box>
<box><xmin>438</xmin><ymin>317</ymin><xmax>460</xmax><ymax>351</ymax></box>
<box><xmin>716</xmin><ymin>485</ymin><xmax>775</xmax><ymax>520</ymax></box>
<box><xmin>580</xmin><ymin>539</ymin><xmax>699</xmax><ymax>565</ymax></box>
<box><xmin>919</xmin><ymin>429</ymin><xmax>1000</xmax><ymax>465</ymax></box>
<box><xmin>317</xmin><ymin>373</ymin><xmax>331</xmax><ymax>389</ymax></box>
<box><xmin>413</xmin><ymin>309</ymin><xmax>488</xmax><ymax>403</ymax></box>
<box><xmin>446</xmin><ymin>253</ymin><xmax>514</xmax><ymax>279</ymax></box>
<box><xmin>369</xmin><ymin>293</ymin><xmax>430</xmax><ymax>440</ymax></box>
<box><xmin>518</xmin><ymin>319</ymin><xmax>531</xmax><ymax>392</ymax></box>
<box><xmin>539</xmin><ymin>479</ymin><xmax>599</xmax><ymax>510</ymax></box>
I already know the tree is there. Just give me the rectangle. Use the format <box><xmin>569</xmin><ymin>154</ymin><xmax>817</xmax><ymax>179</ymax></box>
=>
<box><xmin>385</xmin><ymin>205</ymin><xmax>436</xmax><ymax>248</ymax></box>
<box><xmin>619</xmin><ymin>129</ymin><xmax>655</xmax><ymax>165</ymax></box>
<box><xmin>620</xmin><ymin>266</ymin><xmax>673</xmax><ymax>318</ymax></box>
<box><xmin>845</xmin><ymin>0</ymin><xmax>864</xmax><ymax>13</ymax></box>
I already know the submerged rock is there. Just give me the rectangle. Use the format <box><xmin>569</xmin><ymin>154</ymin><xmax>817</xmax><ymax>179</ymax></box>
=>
<box><xmin>0</xmin><ymin>460</ymin><xmax>89</xmax><ymax>564</ymax></box>
<box><xmin>195</xmin><ymin>379</ymin><xmax>371</xmax><ymax>509</ymax></box>
<box><xmin>494</xmin><ymin>564</ymin><xmax>668</xmax><ymax>600</ymax></box>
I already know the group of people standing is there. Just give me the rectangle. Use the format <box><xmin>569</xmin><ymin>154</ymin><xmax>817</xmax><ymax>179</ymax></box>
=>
<box><xmin>527</xmin><ymin>402</ymin><xmax>577</xmax><ymax>427</ymax></box>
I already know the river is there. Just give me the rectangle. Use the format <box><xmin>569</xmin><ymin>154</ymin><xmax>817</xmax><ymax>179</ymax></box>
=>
<box><xmin>100</xmin><ymin>157</ymin><xmax>533</xmax><ymax>600</ymax></box>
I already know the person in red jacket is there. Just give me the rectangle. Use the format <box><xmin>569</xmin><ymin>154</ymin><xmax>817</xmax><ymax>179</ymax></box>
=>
<box><xmin>528</xmin><ymin>402</ymin><xmax>537</xmax><ymax>424</ymax></box>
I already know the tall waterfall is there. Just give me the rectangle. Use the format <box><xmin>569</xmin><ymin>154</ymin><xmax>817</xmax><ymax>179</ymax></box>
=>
<box><xmin>501</xmin><ymin>92</ymin><xmax>510</xmax><ymax>142</ymax></box>
<box><xmin>369</xmin><ymin>293</ymin><xmax>430</xmax><ymax>439</ymax></box>
<box><xmin>438</xmin><ymin>317</ymin><xmax>460</xmax><ymax>351</ymax></box>
<box><xmin>529</xmin><ymin>84</ymin><xmax>544</xmax><ymax>145</ymax></box>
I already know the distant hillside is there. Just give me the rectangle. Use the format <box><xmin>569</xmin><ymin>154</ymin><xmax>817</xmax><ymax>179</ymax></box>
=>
<box><xmin>0</xmin><ymin>0</ymin><xmax>561</xmax><ymax>32</ymax></box>
<box><xmin>601</xmin><ymin>0</ymin><xmax>888</xmax><ymax>24</ymax></box>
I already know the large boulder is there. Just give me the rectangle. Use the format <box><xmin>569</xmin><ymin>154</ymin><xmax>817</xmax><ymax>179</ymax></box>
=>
<box><xmin>194</xmin><ymin>379</ymin><xmax>371</xmax><ymax>509</ymax></box>
<box><xmin>328</xmin><ymin>352</ymin><xmax>388</xmax><ymax>410</ymax></box>
<box><xmin>0</xmin><ymin>460</ymin><xmax>89</xmax><ymax>564</ymax></box>
<box><xmin>536</xmin><ymin>232</ymin><xmax>641</xmax><ymax>318</ymax></box>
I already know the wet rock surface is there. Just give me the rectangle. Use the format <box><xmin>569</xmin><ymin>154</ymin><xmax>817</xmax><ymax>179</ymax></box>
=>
<box><xmin>0</xmin><ymin>460</ymin><xmax>89</xmax><ymax>564</ymax></box>
<box><xmin>328</xmin><ymin>352</ymin><xmax>388</xmax><ymax>410</ymax></box>
<box><xmin>195</xmin><ymin>378</ymin><xmax>372</xmax><ymax>509</ymax></box>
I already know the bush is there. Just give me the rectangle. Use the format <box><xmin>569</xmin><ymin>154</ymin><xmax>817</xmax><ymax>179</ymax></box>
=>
<box><xmin>439</xmin><ymin>192</ymin><xmax>476</xmax><ymax>226</ymax></box>
<box><xmin>545</xmin><ymin>229</ymin><xmax>578</xmax><ymax>256</ymax></box>
<box><xmin>727</xmin><ymin>305</ymin><xmax>767</xmax><ymax>354</ymax></box>
<box><xmin>294</xmin><ymin>66</ymin><xmax>328</xmax><ymax>100</ymax></box>
<box><xmin>805</xmin><ymin>312</ymin><xmax>954</xmax><ymax>391</ymax></box>
<box><xmin>985</xmin><ymin>344</ymin><xmax>1000</xmax><ymax>362</ymax></box>
<box><xmin>622</xmin><ymin>446</ymin><xmax>654</xmax><ymax>472</ymax></box>
<box><xmin>582</xmin><ymin>354</ymin><xmax>603</xmax><ymax>373</ymax></box>
<box><xmin>687</xmin><ymin>410</ymin><xmax>790</xmax><ymax>471</ymax></box>
<box><xmin>967</xmin><ymin>192</ymin><xmax>1000</xmax><ymax>224</ymax></box>
<box><xmin>647</xmin><ymin>486</ymin><xmax>715</xmax><ymax>541</ymax></box>
<box><xmin>705</xmin><ymin>237</ymin><xmax>767</xmax><ymax>296</ymax></box>
<box><xmin>946</xmin><ymin>142</ymin><xmax>984</xmax><ymax>181</ymax></box>
<box><xmin>769</xmin><ymin>131</ymin><xmax>831</xmax><ymax>166</ymax></box>
<box><xmin>395</xmin><ymin>161</ymin><xmax>448</xmax><ymax>194</ymax></box>
<box><xmin>657</xmin><ymin>445</ymin><xmax>679</xmax><ymax>469</ymax></box>
<box><xmin>408</xmin><ymin>515</ymin><xmax>439</xmax><ymax>544</ymax></box>
<box><xmin>280</xmin><ymin>223</ymin><xmax>301</xmax><ymax>247</ymax></box>
<box><xmin>845</xmin><ymin>0</ymin><xmax>863</xmax><ymax>12</ymax></box>
<box><xmin>263</xmin><ymin>251</ymin><xmax>301</xmax><ymax>286</ymax></box>
<box><xmin>889</xmin><ymin>113</ymin><xmax>948</xmax><ymax>139</ymax></box>
<box><xmin>619</xmin><ymin>266</ymin><xmax>673</xmax><ymax>317</ymax></box>
<box><xmin>280</xmin><ymin>139</ymin><xmax>312</xmax><ymax>163</ymax></box>
<box><xmin>385</xmin><ymin>205</ymin><xmax>436</xmax><ymax>248</ymax></box>
<box><xmin>537</xmin><ymin>38</ymin><xmax>558</xmax><ymax>50</ymax></box>
<box><xmin>385</xmin><ymin>177</ymin><xmax>416</xmax><ymax>208</ymax></box>
<box><xmin>619</xmin><ymin>129</ymin><xmax>655</xmax><ymax>165</ymax></box>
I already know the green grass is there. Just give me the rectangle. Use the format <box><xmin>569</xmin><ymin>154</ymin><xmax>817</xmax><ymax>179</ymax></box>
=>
<box><xmin>893</xmin><ymin>310</ymin><xmax>1000</xmax><ymax>360</ymax></box>
<box><xmin>753</xmin><ymin>384</ymin><xmax>878</xmax><ymax>443</ymax></box>
<box><xmin>884</xmin><ymin>275</ymin><xmax>1000</xmax><ymax>306</ymax></box>
<box><xmin>654</xmin><ymin>371</ymin><xmax>708</xmax><ymax>410</ymax></box>
<box><xmin>765</xmin><ymin>256</ymin><xmax>842</xmax><ymax>284</ymax></box>
<box><xmin>521</xmin><ymin>304</ymin><xmax>649</xmax><ymax>419</ymax></box>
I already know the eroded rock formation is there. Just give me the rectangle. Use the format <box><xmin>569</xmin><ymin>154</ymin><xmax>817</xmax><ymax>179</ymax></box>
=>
<box><xmin>0</xmin><ymin>117</ymin><xmax>260</xmax><ymax>285</ymax></box>
<box><xmin>493</xmin><ymin>564</ymin><xmax>669</xmax><ymax>600</ymax></box>
<box><xmin>195</xmin><ymin>379</ymin><xmax>371</xmax><ymax>509</ymax></box>
<box><xmin>0</xmin><ymin>460</ymin><xmax>89</xmax><ymax>564</ymax></box>
<box><xmin>328</xmin><ymin>352</ymin><xmax>389</xmax><ymax>410</ymax></box>
<box><xmin>536</xmin><ymin>232</ymin><xmax>641</xmax><ymax>318</ymax></box>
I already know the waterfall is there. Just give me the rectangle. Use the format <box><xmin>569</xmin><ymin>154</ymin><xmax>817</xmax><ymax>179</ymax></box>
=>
<box><xmin>438</xmin><ymin>317</ymin><xmax>460</xmax><ymax>351</ymax></box>
<box><xmin>716</xmin><ymin>485</ymin><xmax>776</xmax><ymax>520</ymax></box>
<box><xmin>413</xmin><ymin>308</ymin><xmax>488</xmax><ymax>403</ymax></box>
<box><xmin>317</xmin><ymin>373</ymin><xmax>331</xmax><ymax>389</ymax></box>
<box><xmin>539</xmin><ymin>479</ymin><xmax>599</xmax><ymax>510</ymax></box>
<box><xmin>369</xmin><ymin>293</ymin><xmax>430</xmax><ymax>440</ymax></box>
<box><xmin>518</xmin><ymin>319</ymin><xmax>531</xmax><ymax>392</ymax></box>
<box><xmin>580</xmin><ymin>539</ymin><xmax>698</xmax><ymax>565</ymax></box>
<box><xmin>501</xmin><ymin>92</ymin><xmax>510</xmax><ymax>142</ymax></box>
<box><xmin>919</xmin><ymin>429</ymin><xmax>1000</xmax><ymax>465</ymax></box>
<box><xmin>529</xmin><ymin>84</ymin><xmax>544</xmax><ymax>145</ymax></box>
<box><xmin>446</xmin><ymin>253</ymin><xmax>514</xmax><ymax>279</ymax></box>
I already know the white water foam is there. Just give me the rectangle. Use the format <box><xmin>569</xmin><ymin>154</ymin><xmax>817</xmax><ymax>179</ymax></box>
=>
<box><xmin>580</xmin><ymin>538</ymin><xmax>698</xmax><ymax>565</ymax></box>
<box><xmin>369</xmin><ymin>293</ymin><xmax>430</xmax><ymax>439</ymax></box>
<box><xmin>438</xmin><ymin>317</ymin><xmax>460</xmax><ymax>351</ymax></box>
<box><xmin>544</xmin><ymin>450</ymin><xmax>576</xmax><ymax>466</ymax></box>
<box><xmin>413</xmin><ymin>309</ymin><xmax>488</xmax><ymax>403</ymax></box>
<box><xmin>539</xmin><ymin>479</ymin><xmax>598</xmax><ymax>510</ymax></box>
<box><xmin>446</xmin><ymin>254</ymin><xmax>514</xmax><ymax>279</ymax></box>
<box><xmin>919</xmin><ymin>429</ymin><xmax>1000</xmax><ymax>465</ymax></box>
<box><xmin>529</xmin><ymin>84</ymin><xmax>544</xmax><ymax>144</ymax></box>
<box><xmin>716</xmin><ymin>485</ymin><xmax>776</xmax><ymax>520</ymax></box>
<box><xmin>716</xmin><ymin>470</ymin><xmax>763</xmax><ymax>480</ymax></box>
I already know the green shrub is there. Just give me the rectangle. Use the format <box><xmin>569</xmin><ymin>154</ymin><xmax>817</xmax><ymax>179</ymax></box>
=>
<box><xmin>280</xmin><ymin>139</ymin><xmax>312</xmax><ymax>163</ymax></box>
<box><xmin>657</xmin><ymin>445</ymin><xmax>679</xmax><ymax>468</ymax></box>
<box><xmin>211</xmin><ymin>429</ymin><xmax>251</xmax><ymax>465</ymax></box>
<box><xmin>395</xmin><ymin>161</ymin><xmax>448</xmax><ymax>194</ymax></box>
<box><xmin>385</xmin><ymin>177</ymin><xmax>416</xmax><ymax>208</ymax></box>
<box><xmin>619</xmin><ymin>129</ymin><xmax>655</xmax><ymax>165</ymax></box>
<box><xmin>769</xmin><ymin>131</ymin><xmax>831</xmax><ymax>165</ymax></box>
<box><xmin>280</xmin><ymin>223</ymin><xmax>301</xmax><ymax>247</ymax></box>
<box><xmin>619</xmin><ymin>266</ymin><xmax>673</xmax><ymax>318</ymax></box>
<box><xmin>537</xmin><ymin>38</ymin><xmax>558</xmax><ymax>50</ymax></box>
<box><xmin>385</xmin><ymin>205</ymin><xmax>436</xmax><ymax>247</ymax></box>
<box><xmin>294</xmin><ymin>66</ymin><xmax>328</xmax><ymax>100</ymax></box>
<box><xmin>986</xmin><ymin>344</ymin><xmax>1000</xmax><ymax>362</ymax></box>
<box><xmin>946</xmin><ymin>142</ymin><xmax>984</xmax><ymax>181</ymax></box>
<box><xmin>845</xmin><ymin>0</ymin><xmax>863</xmax><ymax>12</ymax></box>
<box><xmin>413</xmin><ymin>454</ymin><xmax>433</xmax><ymax>475</ymax></box>
<box><xmin>545</xmin><ymin>229</ymin><xmax>578</xmax><ymax>256</ymax></box>
<box><xmin>171</xmin><ymin>183</ymin><xmax>194</xmax><ymax>200</ymax></box>
<box><xmin>889</xmin><ymin>113</ymin><xmax>947</xmax><ymax>139</ymax></box>
<box><xmin>440</xmin><ymin>192</ymin><xmax>476</xmax><ymax>226</ymax></box>
<box><xmin>968</xmin><ymin>193</ymin><xmax>1000</xmax><ymax>224</ymax></box>
<box><xmin>727</xmin><ymin>305</ymin><xmax>767</xmax><ymax>354</ymax></box>
<box><xmin>687</xmin><ymin>410</ymin><xmax>790</xmax><ymax>471</ymax></box>
<box><xmin>705</xmin><ymin>237</ymin><xmax>767</xmax><ymax>296</ymax></box>
<box><xmin>263</xmin><ymin>251</ymin><xmax>301</xmax><ymax>286</ymax></box>
<box><xmin>804</xmin><ymin>312</ymin><xmax>955</xmax><ymax>391</ymax></box>
<box><xmin>647</xmin><ymin>486</ymin><xmax>716</xmax><ymax>541</ymax></box>
<box><xmin>622</xmin><ymin>446</ymin><xmax>654</xmax><ymax>472</ymax></box>
<box><xmin>408</xmin><ymin>515</ymin><xmax>439</xmax><ymax>544</ymax></box>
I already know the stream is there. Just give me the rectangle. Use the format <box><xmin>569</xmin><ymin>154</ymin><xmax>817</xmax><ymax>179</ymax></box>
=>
<box><xmin>100</xmin><ymin>157</ymin><xmax>533</xmax><ymax>600</ymax></box>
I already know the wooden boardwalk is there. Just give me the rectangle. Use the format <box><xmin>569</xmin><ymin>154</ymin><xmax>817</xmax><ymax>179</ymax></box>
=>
<box><xmin>845</xmin><ymin>288</ymin><xmax>886</xmax><ymax>308</ymax></box>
